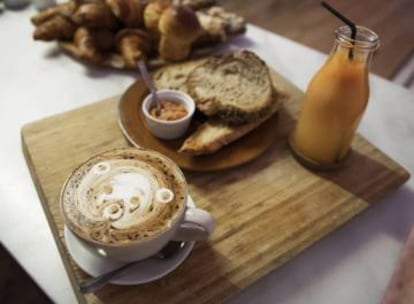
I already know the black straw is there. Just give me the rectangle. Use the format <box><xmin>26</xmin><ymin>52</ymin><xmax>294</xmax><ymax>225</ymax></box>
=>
<box><xmin>321</xmin><ymin>1</ymin><xmax>356</xmax><ymax>59</ymax></box>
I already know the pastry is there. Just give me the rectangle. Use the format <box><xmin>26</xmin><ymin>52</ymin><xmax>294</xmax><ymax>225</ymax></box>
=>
<box><xmin>72</xmin><ymin>2</ymin><xmax>118</xmax><ymax>29</ymax></box>
<box><xmin>158</xmin><ymin>5</ymin><xmax>202</xmax><ymax>61</ymax></box>
<box><xmin>31</xmin><ymin>1</ymin><xmax>76</xmax><ymax>26</ymax></box>
<box><xmin>143</xmin><ymin>0</ymin><xmax>171</xmax><ymax>37</ymax></box>
<box><xmin>33</xmin><ymin>15</ymin><xmax>76</xmax><ymax>41</ymax></box>
<box><xmin>195</xmin><ymin>6</ymin><xmax>246</xmax><ymax>45</ymax></box>
<box><xmin>116</xmin><ymin>29</ymin><xmax>152</xmax><ymax>68</ymax></box>
<box><xmin>73</xmin><ymin>26</ymin><xmax>115</xmax><ymax>62</ymax></box>
<box><xmin>31</xmin><ymin>0</ymin><xmax>247</xmax><ymax>68</ymax></box>
<box><xmin>105</xmin><ymin>0</ymin><xmax>145</xmax><ymax>28</ymax></box>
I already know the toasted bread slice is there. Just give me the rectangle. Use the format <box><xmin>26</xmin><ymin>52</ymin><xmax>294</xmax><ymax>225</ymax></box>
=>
<box><xmin>179</xmin><ymin>89</ymin><xmax>281</xmax><ymax>155</ymax></box>
<box><xmin>152</xmin><ymin>59</ymin><xmax>206</xmax><ymax>93</ymax></box>
<box><xmin>187</xmin><ymin>50</ymin><xmax>273</xmax><ymax>125</ymax></box>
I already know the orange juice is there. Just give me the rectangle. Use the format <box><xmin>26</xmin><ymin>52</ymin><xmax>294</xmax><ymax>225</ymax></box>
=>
<box><xmin>291</xmin><ymin>25</ymin><xmax>379</xmax><ymax>169</ymax></box>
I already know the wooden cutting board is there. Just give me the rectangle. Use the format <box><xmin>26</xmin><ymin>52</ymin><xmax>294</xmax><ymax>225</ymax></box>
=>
<box><xmin>21</xmin><ymin>69</ymin><xmax>409</xmax><ymax>304</ymax></box>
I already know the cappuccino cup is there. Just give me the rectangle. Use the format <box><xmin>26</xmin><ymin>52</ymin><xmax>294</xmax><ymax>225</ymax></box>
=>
<box><xmin>60</xmin><ymin>148</ymin><xmax>215</xmax><ymax>262</ymax></box>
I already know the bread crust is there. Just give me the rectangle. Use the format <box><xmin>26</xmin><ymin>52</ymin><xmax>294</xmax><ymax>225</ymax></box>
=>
<box><xmin>179</xmin><ymin>88</ymin><xmax>281</xmax><ymax>155</ymax></box>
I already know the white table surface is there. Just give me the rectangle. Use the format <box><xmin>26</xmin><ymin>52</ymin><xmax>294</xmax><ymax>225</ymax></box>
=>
<box><xmin>1</xmin><ymin>7</ymin><xmax>414</xmax><ymax>304</ymax></box>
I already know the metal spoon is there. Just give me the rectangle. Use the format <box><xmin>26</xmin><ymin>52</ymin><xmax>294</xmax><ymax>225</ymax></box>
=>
<box><xmin>79</xmin><ymin>241</ymin><xmax>185</xmax><ymax>293</ymax></box>
<box><xmin>137</xmin><ymin>60</ymin><xmax>161</xmax><ymax>116</ymax></box>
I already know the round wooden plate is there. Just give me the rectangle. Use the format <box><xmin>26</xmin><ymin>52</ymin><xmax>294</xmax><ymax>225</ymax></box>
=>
<box><xmin>118</xmin><ymin>79</ymin><xmax>279</xmax><ymax>171</ymax></box>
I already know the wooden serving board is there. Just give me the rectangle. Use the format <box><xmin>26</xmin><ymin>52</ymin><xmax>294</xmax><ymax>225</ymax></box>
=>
<box><xmin>22</xmin><ymin>70</ymin><xmax>409</xmax><ymax>304</ymax></box>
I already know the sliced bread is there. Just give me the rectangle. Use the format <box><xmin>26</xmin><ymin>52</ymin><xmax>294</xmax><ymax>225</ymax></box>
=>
<box><xmin>152</xmin><ymin>59</ymin><xmax>206</xmax><ymax>93</ymax></box>
<box><xmin>179</xmin><ymin>89</ymin><xmax>281</xmax><ymax>154</ymax></box>
<box><xmin>186</xmin><ymin>50</ymin><xmax>274</xmax><ymax>125</ymax></box>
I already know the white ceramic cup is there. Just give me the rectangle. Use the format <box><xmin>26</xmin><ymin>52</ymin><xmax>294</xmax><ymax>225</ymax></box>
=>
<box><xmin>142</xmin><ymin>89</ymin><xmax>195</xmax><ymax>140</ymax></box>
<box><xmin>87</xmin><ymin>200</ymin><xmax>214</xmax><ymax>262</ymax></box>
<box><xmin>61</xmin><ymin>148</ymin><xmax>215</xmax><ymax>263</ymax></box>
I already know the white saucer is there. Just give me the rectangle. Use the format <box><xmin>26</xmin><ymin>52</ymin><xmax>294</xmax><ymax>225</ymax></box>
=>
<box><xmin>64</xmin><ymin>196</ymin><xmax>196</xmax><ymax>286</ymax></box>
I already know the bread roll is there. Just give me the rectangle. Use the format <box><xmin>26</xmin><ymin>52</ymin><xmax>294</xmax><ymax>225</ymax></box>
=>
<box><xmin>158</xmin><ymin>5</ymin><xmax>201</xmax><ymax>61</ymax></box>
<box><xmin>143</xmin><ymin>0</ymin><xmax>171</xmax><ymax>36</ymax></box>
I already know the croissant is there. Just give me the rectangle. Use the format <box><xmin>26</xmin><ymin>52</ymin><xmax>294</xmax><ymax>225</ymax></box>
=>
<box><xmin>158</xmin><ymin>5</ymin><xmax>201</xmax><ymax>61</ymax></box>
<box><xmin>31</xmin><ymin>1</ymin><xmax>77</xmax><ymax>26</ymax></box>
<box><xmin>105</xmin><ymin>0</ymin><xmax>145</xmax><ymax>28</ymax></box>
<box><xmin>74</xmin><ymin>27</ymin><xmax>115</xmax><ymax>62</ymax></box>
<box><xmin>31</xmin><ymin>0</ymin><xmax>247</xmax><ymax>69</ymax></box>
<box><xmin>116</xmin><ymin>29</ymin><xmax>152</xmax><ymax>68</ymax></box>
<box><xmin>91</xmin><ymin>29</ymin><xmax>115</xmax><ymax>52</ymax></box>
<box><xmin>72</xmin><ymin>2</ymin><xmax>118</xmax><ymax>29</ymax></box>
<box><xmin>33</xmin><ymin>15</ymin><xmax>76</xmax><ymax>41</ymax></box>
<box><xmin>143</xmin><ymin>0</ymin><xmax>171</xmax><ymax>36</ymax></box>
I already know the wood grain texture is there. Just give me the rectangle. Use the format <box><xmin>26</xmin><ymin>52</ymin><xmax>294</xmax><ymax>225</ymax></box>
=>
<box><xmin>22</xmin><ymin>70</ymin><xmax>409</xmax><ymax>304</ymax></box>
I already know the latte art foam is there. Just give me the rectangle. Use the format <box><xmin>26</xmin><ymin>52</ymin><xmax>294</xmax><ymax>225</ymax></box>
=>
<box><xmin>61</xmin><ymin>149</ymin><xmax>186</xmax><ymax>244</ymax></box>
<box><xmin>80</xmin><ymin>162</ymin><xmax>170</xmax><ymax>228</ymax></box>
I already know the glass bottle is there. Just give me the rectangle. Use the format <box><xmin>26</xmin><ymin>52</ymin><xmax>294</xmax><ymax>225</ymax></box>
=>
<box><xmin>290</xmin><ymin>25</ymin><xmax>379</xmax><ymax>170</ymax></box>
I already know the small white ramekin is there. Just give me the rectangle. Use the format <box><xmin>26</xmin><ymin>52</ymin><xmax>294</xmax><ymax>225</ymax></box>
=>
<box><xmin>142</xmin><ymin>89</ymin><xmax>196</xmax><ymax>140</ymax></box>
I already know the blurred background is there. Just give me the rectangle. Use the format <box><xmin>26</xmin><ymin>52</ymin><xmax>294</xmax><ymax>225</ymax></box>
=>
<box><xmin>1</xmin><ymin>1</ymin><xmax>413</xmax><ymax>303</ymax></box>
<box><xmin>222</xmin><ymin>0</ymin><xmax>414</xmax><ymax>89</ymax></box>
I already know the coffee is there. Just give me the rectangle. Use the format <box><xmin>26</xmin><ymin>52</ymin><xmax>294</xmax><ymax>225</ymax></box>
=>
<box><xmin>61</xmin><ymin>148</ymin><xmax>187</xmax><ymax>245</ymax></box>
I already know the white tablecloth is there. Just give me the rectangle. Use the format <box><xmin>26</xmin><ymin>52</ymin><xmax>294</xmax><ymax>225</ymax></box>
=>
<box><xmin>1</xmin><ymin>7</ymin><xmax>414</xmax><ymax>304</ymax></box>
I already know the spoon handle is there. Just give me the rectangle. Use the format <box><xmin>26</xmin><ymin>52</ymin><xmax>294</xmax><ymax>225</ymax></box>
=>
<box><xmin>137</xmin><ymin>60</ymin><xmax>160</xmax><ymax>111</ymax></box>
<box><xmin>78</xmin><ymin>242</ymin><xmax>184</xmax><ymax>293</ymax></box>
<box><xmin>79</xmin><ymin>261</ymin><xmax>139</xmax><ymax>293</ymax></box>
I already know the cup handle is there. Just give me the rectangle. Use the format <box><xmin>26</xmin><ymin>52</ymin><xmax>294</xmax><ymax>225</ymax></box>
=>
<box><xmin>172</xmin><ymin>208</ymin><xmax>215</xmax><ymax>241</ymax></box>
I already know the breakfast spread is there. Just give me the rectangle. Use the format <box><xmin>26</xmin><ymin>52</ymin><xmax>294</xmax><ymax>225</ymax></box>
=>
<box><xmin>150</xmin><ymin>99</ymin><xmax>188</xmax><ymax>121</ymax></box>
<box><xmin>31</xmin><ymin>0</ymin><xmax>246</xmax><ymax>69</ymax></box>
<box><xmin>19</xmin><ymin>1</ymin><xmax>410</xmax><ymax>301</ymax></box>
<box><xmin>152</xmin><ymin>50</ymin><xmax>284</xmax><ymax>155</ymax></box>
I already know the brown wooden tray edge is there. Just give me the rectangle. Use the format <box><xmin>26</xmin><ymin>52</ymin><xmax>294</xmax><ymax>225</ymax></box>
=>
<box><xmin>21</xmin><ymin>132</ymin><xmax>88</xmax><ymax>304</ymax></box>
